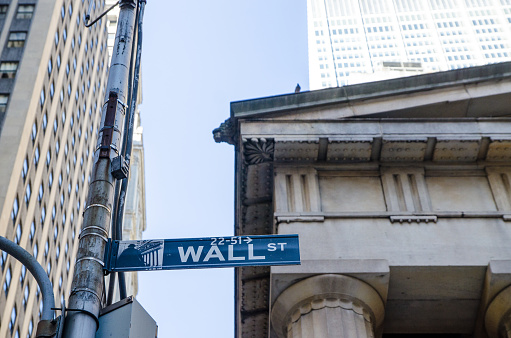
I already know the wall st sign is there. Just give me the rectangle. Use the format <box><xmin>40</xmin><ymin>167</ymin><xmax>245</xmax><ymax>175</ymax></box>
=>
<box><xmin>104</xmin><ymin>234</ymin><xmax>300</xmax><ymax>272</ymax></box>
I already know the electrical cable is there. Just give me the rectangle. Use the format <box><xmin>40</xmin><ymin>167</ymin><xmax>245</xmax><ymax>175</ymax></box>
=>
<box><xmin>106</xmin><ymin>180</ymin><xmax>120</xmax><ymax>305</ymax></box>
<box><xmin>113</xmin><ymin>0</ymin><xmax>146</xmax><ymax>301</ymax></box>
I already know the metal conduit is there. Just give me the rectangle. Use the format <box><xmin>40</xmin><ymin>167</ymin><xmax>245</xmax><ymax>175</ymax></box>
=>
<box><xmin>0</xmin><ymin>236</ymin><xmax>55</xmax><ymax>320</ymax></box>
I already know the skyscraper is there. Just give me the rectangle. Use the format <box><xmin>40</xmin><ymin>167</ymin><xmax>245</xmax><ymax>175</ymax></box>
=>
<box><xmin>307</xmin><ymin>0</ymin><xmax>511</xmax><ymax>89</ymax></box>
<box><xmin>0</xmin><ymin>1</ymin><xmax>120</xmax><ymax>337</ymax></box>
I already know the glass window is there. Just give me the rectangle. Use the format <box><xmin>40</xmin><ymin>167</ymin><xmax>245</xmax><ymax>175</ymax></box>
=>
<box><xmin>40</xmin><ymin>205</ymin><xmax>46</xmax><ymax>224</ymax></box>
<box><xmin>43</xmin><ymin>112</ymin><xmax>48</xmax><ymax>131</ymax></box>
<box><xmin>25</xmin><ymin>182</ymin><xmax>31</xmax><ymax>205</ymax></box>
<box><xmin>0</xmin><ymin>94</ymin><xmax>8</xmax><ymax>112</ymax></box>
<box><xmin>11</xmin><ymin>197</ymin><xmax>19</xmax><ymax>222</ymax></box>
<box><xmin>29</xmin><ymin>221</ymin><xmax>35</xmax><ymax>243</ymax></box>
<box><xmin>0</xmin><ymin>251</ymin><xmax>7</xmax><ymax>269</ymax></box>
<box><xmin>23</xmin><ymin>286</ymin><xmax>29</xmax><ymax>307</ymax></box>
<box><xmin>48</xmin><ymin>171</ymin><xmax>53</xmax><ymax>188</ymax></box>
<box><xmin>8</xmin><ymin>306</ymin><xmax>15</xmax><ymax>333</ymax></box>
<box><xmin>14</xmin><ymin>224</ymin><xmax>21</xmax><ymax>244</ymax></box>
<box><xmin>16</xmin><ymin>5</ymin><xmax>35</xmax><ymax>19</ymax></box>
<box><xmin>55</xmin><ymin>30</ymin><xmax>59</xmax><ymax>46</ymax></box>
<box><xmin>0</xmin><ymin>62</ymin><xmax>18</xmax><ymax>78</ymax></box>
<box><xmin>38</xmin><ymin>183</ymin><xmax>44</xmax><ymax>202</ymax></box>
<box><xmin>31</xmin><ymin>122</ymin><xmax>37</xmax><ymax>142</ymax></box>
<box><xmin>7</xmin><ymin>32</ymin><xmax>27</xmax><ymax>48</ymax></box>
<box><xmin>20</xmin><ymin>266</ymin><xmax>25</xmax><ymax>284</ymax></box>
<box><xmin>4</xmin><ymin>267</ymin><xmax>11</xmax><ymax>295</ymax></box>
<box><xmin>0</xmin><ymin>5</ymin><xmax>8</xmax><ymax>19</ymax></box>
<box><xmin>21</xmin><ymin>157</ymin><xmax>28</xmax><ymax>181</ymax></box>
<box><xmin>40</xmin><ymin>88</ymin><xmax>45</xmax><ymax>107</ymax></box>
<box><xmin>34</xmin><ymin>146</ymin><xmax>39</xmax><ymax>166</ymax></box>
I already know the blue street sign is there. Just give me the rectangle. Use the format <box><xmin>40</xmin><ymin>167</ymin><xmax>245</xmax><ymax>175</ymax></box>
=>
<box><xmin>104</xmin><ymin>234</ymin><xmax>300</xmax><ymax>272</ymax></box>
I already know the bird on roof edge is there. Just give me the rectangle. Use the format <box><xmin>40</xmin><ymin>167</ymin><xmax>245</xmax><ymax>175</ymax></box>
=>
<box><xmin>295</xmin><ymin>83</ymin><xmax>301</xmax><ymax>93</ymax></box>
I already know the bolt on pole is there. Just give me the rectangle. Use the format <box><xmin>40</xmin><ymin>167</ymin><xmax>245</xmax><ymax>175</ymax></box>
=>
<box><xmin>63</xmin><ymin>1</ymin><xmax>137</xmax><ymax>337</ymax></box>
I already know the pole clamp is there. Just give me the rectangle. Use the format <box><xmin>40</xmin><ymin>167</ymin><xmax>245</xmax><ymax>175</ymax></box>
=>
<box><xmin>99</xmin><ymin>92</ymin><xmax>118</xmax><ymax>159</ymax></box>
<box><xmin>76</xmin><ymin>256</ymin><xmax>105</xmax><ymax>267</ymax></box>
<box><xmin>83</xmin><ymin>203</ymin><xmax>111</xmax><ymax>215</ymax></box>
<box><xmin>63</xmin><ymin>307</ymin><xmax>100</xmax><ymax>331</ymax></box>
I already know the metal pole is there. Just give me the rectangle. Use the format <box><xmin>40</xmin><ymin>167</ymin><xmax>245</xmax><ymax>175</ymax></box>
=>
<box><xmin>63</xmin><ymin>1</ymin><xmax>137</xmax><ymax>337</ymax></box>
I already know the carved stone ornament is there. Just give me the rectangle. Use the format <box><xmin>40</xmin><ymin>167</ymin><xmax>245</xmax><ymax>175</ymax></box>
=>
<box><xmin>212</xmin><ymin>118</ymin><xmax>235</xmax><ymax>145</ymax></box>
<box><xmin>243</xmin><ymin>138</ymin><xmax>275</xmax><ymax>165</ymax></box>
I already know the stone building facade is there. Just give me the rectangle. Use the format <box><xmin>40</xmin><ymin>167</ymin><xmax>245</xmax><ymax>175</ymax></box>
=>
<box><xmin>215</xmin><ymin>62</ymin><xmax>511</xmax><ymax>337</ymax></box>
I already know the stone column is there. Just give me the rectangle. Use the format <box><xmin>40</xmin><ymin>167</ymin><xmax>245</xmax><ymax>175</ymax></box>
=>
<box><xmin>485</xmin><ymin>285</ymin><xmax>511</xmax><ymax>338</ymax></box>
<box><xmin>271</xmin><ymin>274</ymin><xmax>385</xmax><ymax>338</ymax></box>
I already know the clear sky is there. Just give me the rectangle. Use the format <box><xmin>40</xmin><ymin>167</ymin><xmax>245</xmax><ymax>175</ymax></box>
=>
<box><xmin>136</xmin><ymin>1</ymin><xmax>308</xmax><ymax>337</ymax></box>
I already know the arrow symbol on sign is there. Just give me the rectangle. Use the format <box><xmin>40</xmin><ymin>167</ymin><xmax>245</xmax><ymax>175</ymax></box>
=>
<box><xmin>244</xmin><ymin>237</ymin><xmax>252</xmax><ymax>244</ymax></box>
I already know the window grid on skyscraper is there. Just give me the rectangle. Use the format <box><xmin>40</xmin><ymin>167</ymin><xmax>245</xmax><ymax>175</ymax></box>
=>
<box><xmin>0</xmin><ymin>0</ymin><xmax>111</xmax><ymax>336</ymax></box>
<box><xmin>308</xmin><ymin>0</ymin><xmax>511</xmax><ymax>89</ymax></box>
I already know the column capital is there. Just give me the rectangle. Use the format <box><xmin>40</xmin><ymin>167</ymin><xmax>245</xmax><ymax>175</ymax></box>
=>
<box><xmin>271</xmin><ymin>274</ymin><xmax>385</xmax><ymax>338</ymax></box>
<box><xmin>485</xmin><ymin>285</ymin><xmax>511</xmax><ymax>338</ymax></box>
<box><xmin>474</xmin><ymin>260</ymin><xmax>511</xmax><ymax>337</ymax></box>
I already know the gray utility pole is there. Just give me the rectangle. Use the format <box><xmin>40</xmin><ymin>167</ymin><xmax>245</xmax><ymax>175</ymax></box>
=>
<box><xmin>63</xmin><ymin>0</ymin><xmax>137</xmax><ymax>336</ymax></box>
